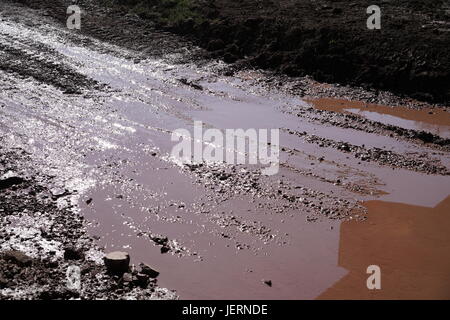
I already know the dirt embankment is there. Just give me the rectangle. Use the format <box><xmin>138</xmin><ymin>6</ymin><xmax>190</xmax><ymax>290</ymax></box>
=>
<box><xmin>10</xmin><ymin>0</ymin><xmax>450</xmax><ymax>103</ymax></box>
<box><xmin>107</xmin><ymin>0</ymin><xmax>450</xmax><ymax>104</ymax></box>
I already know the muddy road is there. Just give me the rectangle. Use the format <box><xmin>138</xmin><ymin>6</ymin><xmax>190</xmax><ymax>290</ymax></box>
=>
<box><xmin>1</xmin><ymin>2</ymin><xmax>449</xmax><ymax>299</ymax></box>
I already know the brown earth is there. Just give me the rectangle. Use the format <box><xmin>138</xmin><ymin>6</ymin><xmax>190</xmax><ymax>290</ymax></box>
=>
<box><xmin>10</xmin><ymin>0</ymin><xmax>450</xmax><ymax>103</ymax></box>
<box><xmin>109</xmin><ymin>0</ymin><xmax>450</xmax><ymax>103</ymax></box>
<box><xmin>1</xmin><ymin>0</ymin><xmax>449</xmax><ymax>300</ymax></box>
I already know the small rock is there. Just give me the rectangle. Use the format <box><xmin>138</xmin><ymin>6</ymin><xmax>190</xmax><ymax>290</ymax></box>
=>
<box><xmin>104</xmin><ymin>251</ymin><xmax>130</xmax><ymax>274</ymax></box>
<box><xmin>263</xmin><ymin>279</ymin><xmax>272</xmax><ymax>287</ymax></box>
<box><xmin>2</xmin><ymin>250</ymin><xmax>33</xmax><ymax>267</ymax></box>
<box><xmin>122</xmin><ymin>272</ymin><xmax>133</xmax><ymax>283</ymax></box>
<box><xmin>136</xmin><ymin>273</ymin><xmax>150</xmax><ymax>287</ymax></box>
<box><xmin>160</xmin><ymin>246</ymin><xmax>170</xmax><ymax>254</ymax></box>
<box><xmin>139</xmin><ymin>263</ymin><xmax>159</xmax><ymax>278</ymax></box>
<box><xmin>151</xmin><ymin>235</ymin><xmax>168</xmax><ymax>246</ymax></box>
<box><xmin>0</xmin><ymin>177</ymin><xmax>25</xmax><ymax>190</ymax></box>
<box><xmin>50</xmin><ymin>187</ymin><xmax>66</xmax><ymax>197</ymax></box>
<box><xmin>64</xmin><ymin>246</ymin><xmax>85</xmax><ymax>261</ymax></box>
<box><xmin>0</xmin><ymin>276</ymin><xmax>9</xmax><ymax>289</ymax></box>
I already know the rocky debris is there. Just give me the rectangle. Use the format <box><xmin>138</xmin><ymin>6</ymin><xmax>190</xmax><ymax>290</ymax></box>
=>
<box><xmin>186</xmin><ymin>162</ymin><xmax>364</xmax><ymax>224</ymax></box>
<box><xmin>149</xmin><ymin>234</ymin><xmax>185</xmax><ymax>255</ymax></box>
<box><xmin>2</xmin><ymin>250</ymin><xmax>33</xmax><ymax>267</ymax></box>
<box><xmin>104</xmin><ymin>251</ymin><xmax>130</xmax><ymax>274</ymax></box>
<box><xmin>117</xmin><ymin>268</ymin><xmax>156</xmax><ymax>290</ymax></box>
<box><xmin>151</xmin><ymin>235</ymin><xmax>169</xmax><ymax>246</ymax></box>
<box><xmin>210</xmin><ymin>212</ymin><xmax>275</xmax><ymax>243</ymax></box>
<box><xmin>150</xmin><ymin>235</ymin><xmax>170</xmax><ymax>254</ymax></box>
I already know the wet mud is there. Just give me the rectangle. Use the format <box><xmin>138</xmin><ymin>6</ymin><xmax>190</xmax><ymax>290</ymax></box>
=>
<box><xmin>0</xmin><ymin>1</ymin><xmax>449</xmax><ymax>300</ymax></box>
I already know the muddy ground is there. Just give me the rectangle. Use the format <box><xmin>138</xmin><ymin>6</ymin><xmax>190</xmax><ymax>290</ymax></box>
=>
<box><xmin>0</xmin><ymin>0</ymin><xmax>449</xmax><ymax>300</ymax></box>
<box><xmin>0</xmin><ymin>140</ymin><xmax>176</xmax><ymax>299</ymax></box>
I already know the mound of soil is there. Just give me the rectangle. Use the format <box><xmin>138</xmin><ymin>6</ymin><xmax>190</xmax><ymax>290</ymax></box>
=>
<box><xmin>116</xmin><ymin>0</ymin><xmax>450</xmax><ymax>103</ymax></box>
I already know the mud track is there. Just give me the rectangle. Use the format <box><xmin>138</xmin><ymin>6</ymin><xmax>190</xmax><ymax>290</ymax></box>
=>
<box><xmin>0</xmin><ymin>1</ymin><xmax>449</xmax><ymax>299</ymax></box>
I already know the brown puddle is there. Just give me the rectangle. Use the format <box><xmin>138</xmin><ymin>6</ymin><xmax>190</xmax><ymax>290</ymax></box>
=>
<box><xmin>318</xmin><ymin>195</ymin><xmax>450</xmax><ymax>299</ymax></box>
<box><xmin>307</xmin><ymin>98</ymin><xmax>450</xmax><ymax>129</ymax></box>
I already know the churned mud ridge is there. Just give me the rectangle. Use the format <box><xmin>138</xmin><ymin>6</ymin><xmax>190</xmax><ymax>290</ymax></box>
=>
<box><xmin>108</xmin><ymin>0</ymin><xmax>450</xmax><ymax>103</ymax></box>
<box><xmin>285</xmin><ymin>128</ymin><xmax>449</xmax><ymax>175</ymax></box>
<box><xmin>285</xmin><ymin>105</ymin><xmax>450</xmax><ymax>150</ymax></box>
<box><xmin>280</xmin><ymin>161</ymin><xmax>384</xmax><ymax>198</ymax></box>
<box><xmin>6</xmin><ymin>0</ymin><xmax>206</xmax><ymax>63</ymax></box>
<box><xmin>0</xmin><ymin>5</ymin><xmax>92</xmax><ymax>99</ymax></box>
<box><xmin>0</xmin><ymin>42</ymin><xmax>100</xmax><ymax>95</ymax></box>
<box><xmin>0</xmin><ymin>143</ymin><xmax>177</xmax><ymax>300</ymax></box>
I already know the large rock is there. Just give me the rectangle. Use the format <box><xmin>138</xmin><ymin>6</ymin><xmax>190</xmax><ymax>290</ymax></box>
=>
<box><xmin>104</xmin><ymin>251</ymin><xmax>130</xmax><ymax>274</ymax></box>
<box><xmin>0</xmin><ymin>177</ymin><xmax>25</xmax><ymax>190</ymax></box>
<box><xmin>139</xmin><ymin>263</ymin><xmax>159</xmax><ymax>278</ymax></box>
<box><xmin>2</xmin><ymin>250</ymin><xmax>33</xmax><ymax>267</ymax></box>
<box><xmin>136</xmin><ymin>273</ymin><xmax>150</xmax><ymax>288</ymax></box>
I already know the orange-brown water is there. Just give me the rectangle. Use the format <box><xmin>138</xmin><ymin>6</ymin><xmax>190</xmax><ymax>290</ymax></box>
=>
<box><xmin>319</xmin><ymin>196</ymin><xmax>450</xmax><ymax>299</ymax></box>
<box><xmin>307</xmin><ymin>98</ymin><xmax>450</xmax><ymax>126</ymax></box>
